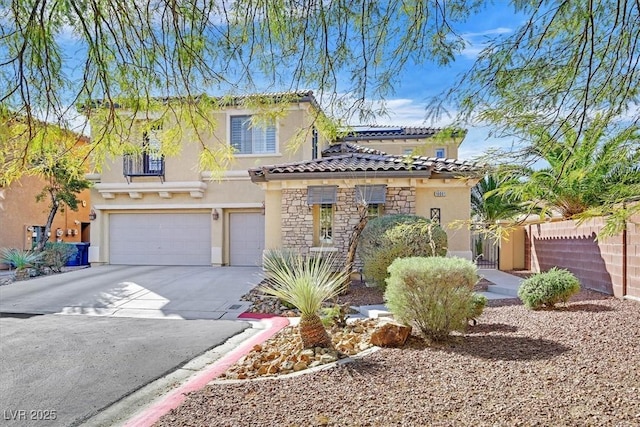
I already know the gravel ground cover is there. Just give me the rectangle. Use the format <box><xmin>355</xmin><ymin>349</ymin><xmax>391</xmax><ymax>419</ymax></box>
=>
<box><xmin>156</xmin><ymin>289</ymin><xmax>640</xmax><ymax>426</ymax></box>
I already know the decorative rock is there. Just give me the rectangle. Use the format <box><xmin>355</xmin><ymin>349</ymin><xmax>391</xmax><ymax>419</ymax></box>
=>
<box><xmin>309</xmin><ymin>361</ymin><xmax>322</xmax><ymax>368</ymax></box>
<box><xmin>320</xmin><ymin>353</ymin><xmax>338</xmax><ymax>364</ymax></box>
<box><xmin>300</xmin><ymin>349</ymin><xmax>315</xmax><ymax>358</ymax></box>
<box><xmin>369</xmin><ymin>321</ymin><xmax>411</xmax><ymax>347</ymax></box>
<box><xmin>281</xmin><ymin>361</ymin><xmax>294</xmax><ymax>371</ymax></box>
<box><xmin>293</xmin><ymin>361</ymin><xmax>308</xmax><ymax>371</ymax></box>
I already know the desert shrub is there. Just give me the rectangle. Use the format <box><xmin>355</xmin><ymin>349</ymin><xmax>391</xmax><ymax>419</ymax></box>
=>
<box><xmin>517</xmin><ymin>267</ymin><xmax>581</xmax><ymax>309</ymax></box>
<box><xmin>261</xmin><ymin>250</ymin><xmax>349</xmax><ymax>348</ymax></box>
<box><xmin>385</xmin><ymin>256</ymin><xmax>479</xmax><ymax>341</ymax></box>
<box><xmin>0</xmin><ymin>248</ymin><xmax>43</xmax><ymax>270</ymax></box>
<box><xmin>42</xmin><ymin>243</ymin><xmax>78</xmax><ymax>273</ymax></box>
<box><xmin>357</xmin><ymin>214</ymin><xmax>447</xmax><ymax>289</ymax></box>
<box><xmin>262</xmin><ymin>248</ymin><xmax>299</xmax><ymax>275</ymax></box>
<box><xmin>320</xmin><ymin>304</ymin><xmax>349</xmax><ymax>328</ymax></box>
<box><xmin>468</xmin><ymin>293</ymin><xmax>488</xmax><ymax>323</ymax></box>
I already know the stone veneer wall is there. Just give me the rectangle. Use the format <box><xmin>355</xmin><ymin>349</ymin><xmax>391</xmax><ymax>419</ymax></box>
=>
<box><xmin>280</xmin><ymin>186</ymin><xmax>416</xmax><ymax>267</ymax></box>
<box><xmin>281</xmin><ymin>189</ymin><xmax>314</xmax><ymax>252</ymax></box>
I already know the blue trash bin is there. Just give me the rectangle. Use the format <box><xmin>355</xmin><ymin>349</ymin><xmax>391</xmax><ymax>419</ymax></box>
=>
<box><xmin>65</xmin><ymin>243</ymin><xmax>82</xmax><ymax>266</ymax></box>
<box><xmin>78</xmin><ymin>243</ymin><xmax>90</xmax><ymax>265</ymax></box>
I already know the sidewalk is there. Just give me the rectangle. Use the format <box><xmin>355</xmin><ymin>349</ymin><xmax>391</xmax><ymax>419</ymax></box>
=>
<box><xmin>477</xmin><ymin>268</ymin><xmax>524</xmax><ymax>299</ymax></box>
<box><xmin>353</xmin><ymin>269</ymin><xmax>523</xmax><ymax>318</ymax></box>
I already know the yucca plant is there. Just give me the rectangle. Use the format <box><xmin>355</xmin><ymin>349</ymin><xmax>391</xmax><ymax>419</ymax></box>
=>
<box><xmin>0</xmin><ymin>248</ymin><xmax>43</xmax><ymax>280</ymax></box>
<box><xmin>262</xmin><ymin>250</ymin><xmax>348</xmax><ymax>349</ymax></box>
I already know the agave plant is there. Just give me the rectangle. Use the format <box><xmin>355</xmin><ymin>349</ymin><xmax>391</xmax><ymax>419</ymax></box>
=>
<box><xmin>1</xmin><ymin>248</ymin><xmax>43</xmax><ymax>281</ymax></box>
<box><xmin>0</xmin><ymin>248</ymin><xmax>42</xmax><ymax>270</ymax></box>
<box><xmin>262</xmin><ymin>249</ymin><xmax>348</xmax><ymax>349</ymax></box>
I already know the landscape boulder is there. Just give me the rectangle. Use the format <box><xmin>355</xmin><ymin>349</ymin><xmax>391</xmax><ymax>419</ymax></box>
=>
<box><xmin>369</xmin><ymin>321</ymin><xmax>411</xmax><ymax>347</ymax></box>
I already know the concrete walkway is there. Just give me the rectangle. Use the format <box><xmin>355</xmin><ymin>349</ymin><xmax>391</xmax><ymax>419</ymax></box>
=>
<box><xmin>477</xmin><ymin>268</ymin><xmax>524</xmax><ymax>300</ymax></box>
<box><xmin>354</xmin><ymin>269</ymin><xmax>524</xmax><ymax>317</ymax></box>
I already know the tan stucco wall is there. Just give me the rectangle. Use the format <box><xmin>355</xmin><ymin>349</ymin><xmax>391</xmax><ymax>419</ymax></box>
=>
<box><xmin>0</xmin><ymin>176</ymin><xmax>91</xmax><ymax>254</ymax></box>
<box><xmin>96</xmin><ymin>103</ymin><xmax>325</xmax><ymax>185</ymax></box>
<box><xmin>261</xmin><ymin>176</ymin><xmax>474</xmax><ymax>261</ymax></box>
<box><xmin>499</xmin><ymin>226</ymin><xmax>526</xmax><ymax>270</ymax></box>
<box><xmin>415</xmin><ymin>181</ymin><xmax>473</xmax><ymax>258</ymax></box>
<box><xmin>88</xmin><ymin>101</ymin><xmax>325</xmax><ymax>266</ymax></box>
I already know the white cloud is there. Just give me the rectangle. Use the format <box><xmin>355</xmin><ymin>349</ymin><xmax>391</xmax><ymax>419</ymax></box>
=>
<box><xmin>461</xmin><ymin>27</ymin><xmax>513</xmax><ymax>38</ymax></box>
<box><xmin>56</xmin><ymin>23</ymin><xmax>81</xmax><ymax>43</ymax></box>
<box><xmin>458</xmin><ymin>26</ymin><xmax>514</xmax><ymax>59</ymax></box>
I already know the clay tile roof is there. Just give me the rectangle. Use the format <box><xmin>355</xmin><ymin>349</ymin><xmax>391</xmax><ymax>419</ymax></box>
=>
<box><xmin>321</xmin><ymin>142</ymin><xmax>388</xmax><ymax>156</ymax></box>
<box><xmin>248</xmin><ymin>151</ymin><xmax>480</xmax><ymax>182</ymax></box>
<box><xmin>336</xmin><ymin>125</ymin><xmax>465</xmax><ymax>142</ymax></box>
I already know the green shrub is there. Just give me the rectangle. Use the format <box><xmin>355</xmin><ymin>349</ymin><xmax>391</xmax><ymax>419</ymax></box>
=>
<box><xmin>42</xmin><ymin>243</ymin><xmax>78</xmax><ymax>273</ymax></box>
<box><xmin>0</xmin><ymin>248</ymin><xmax>43</xmax><ymax>270</ymax></box>
<box><xmin>261</xmin><ymin>250</ymin><xmax>349</xmax><ymax>348</ymax></box>
<box><xmin>320</xmin><ymin>304</ymin><xmax>349</xmax><ymax>328</ymax></box>
<box><xmin>517</xmin><ymin>267</ymin><xmax>581</xmax><ymax>309</ymax></box>
<box><xmin>384</xmin><ymin>256</ymin><xmax>479</xmax><ymax>341</ymax></box>
<box><xmin>468</xmin><ymin>293</ymin><xmax>488</xmax><ymax>324</ymax></box>
<box><xmin>357</xmin><ymin>214</ymin><xmax>447</xmax><ymax>289</ymax></box>
<box><xmin>262</xmin><ymin>248</ymin><xmax>299</xmax><ymax>275</ymax></box>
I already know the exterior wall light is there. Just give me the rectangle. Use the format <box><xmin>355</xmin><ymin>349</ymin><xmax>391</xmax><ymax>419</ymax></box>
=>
<box><xmin>88</xmin><ymin>209</ymin><xmax>97</xmax><ymax>221</ymax></box>
<box><xmin>212</xmin><ymin>209</ymin><xmax>220</xmax><ymax>220</ymax></box>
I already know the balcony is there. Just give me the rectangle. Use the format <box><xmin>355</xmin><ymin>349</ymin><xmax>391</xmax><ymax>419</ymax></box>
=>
<box><xmin>123</xmin><ymin>153</ymin><xmax>165</xmax><ymax>183</ymax></box>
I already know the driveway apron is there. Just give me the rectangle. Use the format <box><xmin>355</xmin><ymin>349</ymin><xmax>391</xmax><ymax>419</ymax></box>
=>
<box><xmin>0</xmin><ymin>265</ymin><xmax>263</xmax><ymax>319</ymax></box>
<box><xmin>0</xmin><ymin>266</ymin><xmax>263</xmax><ymax>426</ymax></box>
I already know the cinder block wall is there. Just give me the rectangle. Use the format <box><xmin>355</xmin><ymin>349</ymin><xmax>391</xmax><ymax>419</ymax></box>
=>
<box><xmin>528</xmin><ymin>214</ymin><xmax>640</xmax><ymax>299</ymax></box>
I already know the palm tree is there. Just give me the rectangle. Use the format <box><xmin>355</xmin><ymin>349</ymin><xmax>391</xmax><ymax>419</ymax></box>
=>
<box><xmin>471</xmin><ymin>174</ymin><xmax>523</xmax><ymax>227</ymax></box>
<box><xmin>501</xmin><ymin>120</ymin><xmax>640</xmax><ymax>221</ymax></box>
<box><xmin>261</xmin><ymin>250</ymin><xmax>349</xmax><ymax>349</ymax></box>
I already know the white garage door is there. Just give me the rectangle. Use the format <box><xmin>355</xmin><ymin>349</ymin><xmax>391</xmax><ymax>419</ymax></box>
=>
<box><xmin>229</xmin><ymin>213</ymin><xmax>265</xmax><ymax>266</ymax></box>
<box><xmin>110</xmin><ymin>213</ymin><xmax>211</xmax><ymax>265</ymax></box>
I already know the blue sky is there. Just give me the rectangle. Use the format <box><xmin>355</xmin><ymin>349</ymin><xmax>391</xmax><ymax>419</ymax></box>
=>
<box><xmin>49</xmin><ymin>2</ymin><xmax>527</xmax><ymax>161</ymax></box>
<box><xmin>364</xmin><ymin>3</ymin><xmax>529</xmax><ymax>160</ymax></box>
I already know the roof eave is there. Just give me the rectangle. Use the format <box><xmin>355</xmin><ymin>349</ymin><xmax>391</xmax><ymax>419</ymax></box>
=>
<box><xmin>249</xmin><ymin>170</ymin><xmax>434</xmax><ymax>183</ymax></box>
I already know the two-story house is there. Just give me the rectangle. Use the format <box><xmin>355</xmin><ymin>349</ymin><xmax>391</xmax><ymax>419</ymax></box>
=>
<box><xmin>86</xmin><ymin>91</ymin><xmax>479</xmax><ymax>268</ymax></box>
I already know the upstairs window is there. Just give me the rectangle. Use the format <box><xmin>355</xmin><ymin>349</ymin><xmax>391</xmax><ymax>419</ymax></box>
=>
<box><xmin>143</xmin><ymin>124</ymin><xmax>163</xmax><ymax>174</ymax></box>
<box><xmin>123</xmin><ymin>122</ymin><xmax>164</xmax><ymax>182</ymax></box>
<box><xmin>435</xmin><ymin>148</ymin><xmax>446</xmax><ymax>158</ymax></box>
<box><xmin>312</xmin><ymin>127</ymin><xmax>319</xmax><ymax>159</ymax></box>
<box><xmin>230</xmin><ymin>115</ymin><xmax>276</xmax><ymax>154</ymax></box>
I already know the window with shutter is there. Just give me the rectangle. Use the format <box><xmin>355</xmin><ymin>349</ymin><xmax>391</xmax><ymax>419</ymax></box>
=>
<box><xmin>355</xmin><ymin>185</ymin><xmax>386</xmax><ymax>204</ymax></box>
<box><xmin>230</xmin><ymin>115</ymin><xmax>277</xmax><ymax>154</ymax></box>
<box><xmin>307</xmin><ymin>186</ymin><xmax>338</xmax><ymax>205</ymax></box>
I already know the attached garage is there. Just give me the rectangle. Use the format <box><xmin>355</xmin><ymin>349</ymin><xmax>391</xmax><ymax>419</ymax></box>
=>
<box><xmin>109</xmin><ymin>213</ymin><xmax>211</xmax><ymax>266</ymax></box>
<box><xmin>229</xmin><ymin>213</ymin><xmax>265</xmax><ymax>266</ymax></box>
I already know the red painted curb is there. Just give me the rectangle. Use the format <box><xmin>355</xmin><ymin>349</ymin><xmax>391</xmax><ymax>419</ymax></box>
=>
<box><xmin>123</xmin><ymin>316</ymin><xmax>290</xmax><ymax>427</ymax></box>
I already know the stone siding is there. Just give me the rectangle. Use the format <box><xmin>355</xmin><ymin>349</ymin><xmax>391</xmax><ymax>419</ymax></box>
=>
<box><xmin>281</xmin><ymin>189</ymin><xmax>314</xmax><ymax>252</ymax></box>
<box><xmin>279</xmin><ymin>186</ymin><xmax>416</xmax><ymax>268</ymax></box>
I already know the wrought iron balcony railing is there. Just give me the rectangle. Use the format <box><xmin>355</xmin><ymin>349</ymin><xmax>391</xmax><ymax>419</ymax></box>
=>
<box><xmin>123</xmin><ymin>153</ymin><xmax>165</xmax><ymax>183</ymax></box>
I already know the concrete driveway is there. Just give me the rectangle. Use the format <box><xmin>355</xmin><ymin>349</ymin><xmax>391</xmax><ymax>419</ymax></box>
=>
<box><xmin>0</xmin><ymin>265</ymin><xmax>263</xmax><ymax>319</ymax></box>
<box><xmin>0</xmin><ymin>266</ymin><xmax>265</xmax><ymax>426</ymax></box>
<box><xmin>0</xmin><ymin>314</ymin><xmax>251</xmax><ymax>427</ymax></box>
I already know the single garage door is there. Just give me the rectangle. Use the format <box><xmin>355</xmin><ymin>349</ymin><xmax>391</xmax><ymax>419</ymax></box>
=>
<box><xmin>110</xmin><ymin>213</ymin><xmax>211</xmax><ymax>265</ymax></box>
<box><xmin>229</xmin><ymin>213</ymin><xmax>265</xmax><ymax>266</ymax></box>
